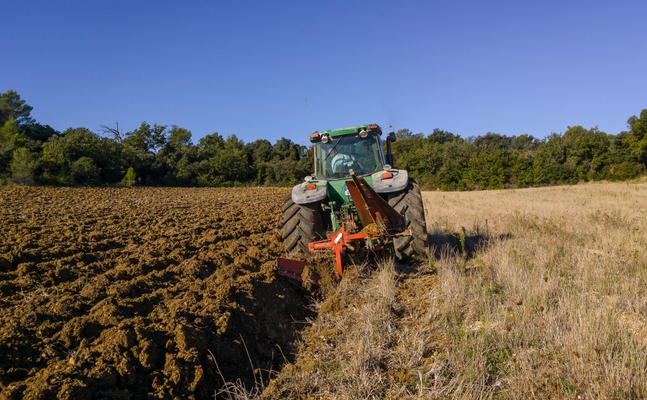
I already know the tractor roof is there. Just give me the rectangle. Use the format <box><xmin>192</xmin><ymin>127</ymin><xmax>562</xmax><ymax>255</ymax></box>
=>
<box><xmin>315</xmin><ymin>124</ymin><xmax>382</xmax><ymax>137</ymax></box>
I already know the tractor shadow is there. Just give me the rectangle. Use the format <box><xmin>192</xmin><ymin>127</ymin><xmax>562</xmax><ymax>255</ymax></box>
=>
<box><xmin>427</xmin><ymin>229</ymin><xmax>514</xmax><ymax>260</ymax></box>
<box><xmin>214</xmin><ymin>278</ymin><xmax>316</xmax><ymax>391</ymax></box>
<box><xmin>395</xmin><ymin>228</ymin><xmax>513</xmax><ymax>275</ymax></box>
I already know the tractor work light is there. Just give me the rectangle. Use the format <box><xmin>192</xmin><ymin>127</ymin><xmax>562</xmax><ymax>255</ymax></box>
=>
<box><xmin>358</xmin><ymin>129</ymin><xmax>368</xmax><ymax>138</ymax></box>
<box><xmin>321</xmin><ymin>134</ymin><xmax>331</xmax><ymax>143</ymax></box>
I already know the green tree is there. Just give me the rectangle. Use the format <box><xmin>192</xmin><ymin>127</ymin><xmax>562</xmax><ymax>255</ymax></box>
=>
<box><xmin>533</xmin><ymin>133</ymin><xmax>573</xmax><ymax>185</ymax></box>
<box><xmin>463</xmin><ymin>147</ymin><xmax>509</xmax><ymax>189</ymax></box>
<box><xmin>428</xmin><ymin>128</ymin><xmax>458</xmax><ymax>144</ymax></box>
<box><xmin>507</xmin><ymin>134</ymin><xmax>538</xmax><ymax>187</ymax></box>
<box><xmin>246</xmin><ymin>139</ymin><xmax>274</xmax><ymax>184</ymax></box>
<box><xmin>195</xmin><ymin>132</ymin><xmax>224</xmax><ymax>185</ymax></box>
<box><xmin>562</xmin><ymin>126</ymin><xmax>611</xmax><ymax>181</ymax></box>
<box><xmin>273</xmin><ymin>137</ymin><xmax>299</xmax><ymax>161</ymax></box>
<box><xmin>295</xmin><ymin>156</ymin><xmax>313</xmax><ymax>182</ymax></box>
<box><xmin>9</xmin><ymin>147</ymin><xmax>36</xmax><ymax>185</ymax></box>
<box><xmin>155</xmin><ymin>125</ymin><xmax>193</xmax><ymax>185</ymax></box>
<box><xmin>24</xmin><ymin>123</ymin><xmax>57</xmax><ymax>142</ymax></box>
<box><xmin>174</xmin><ymin>148</ymin><xmax>201</xmax><ymax>185</ymax></box>
<box><xmin>511</xmin><ymin>134</ymin><xmax>538</xmax><ymax>152</ymax></box>
<box><xmin>437</xmin><ymin>138</ymin><xmax>473</xmax><ymax>190</ymax></box>
<box><xmin>121</xmin><ymin>122</ymin><xmax>169</xmax><ymax>184</ymax></box>
<box><xmin>264</xmin><ymin>158</ymin><xmax>300</xmax><ymax>185</ymax></box>
<box><xmin>121</xmin><ymin>144</ymin><xmax>154</xmax><ymax>185</ymax></box>
<box><xmin>395</xmin><ymin>128</ymin><xmax>414</xmax><ymax>141</ymax></box>
<box><xmin>70</xmin><ymin>157</ymin><xmax>101</xmax><ymax>185</ymax></box>
<box><xmin>0</xmin><ymin>119</ymin><xmax>28</xmax><ymax>176</ymax></box>
<box><xmin>390</xmin><ymin>131</ymin><xmax>425</xmax><ymax>173</ymax></box>
<box><xmin>40</xmin><ymin>134</ymin><xmax>69</xmax><ymax>184</ymax></box>
<box><xmin>194</xmin><ymin>133</ymin><xmax>251</xmax><ymax>185</ymax></box>
<box><xmin>461</xmin><ymin>134</ymin><xmax>514</xmax><ymax>190</ymax></box>
<box><xmin>198</xmin><ymin>132</ymin><xmax>224</xmax><ymax>152</ymax></box>
<box><xmin>0</xmin><ymin>90</ymin><xmax>34</xmax><ymax>126</ymax></box>
<box><xmin>168</xmin><ymin>125</ymin><xmax>192</xmax><ymax>149</ymax></box>
<box><xmin>212</xmin><ymin>134</ymin><xmax>251</xmax><ymax>184</ymax></box>
<box><xmin>247</xmin><ymin>139</ymin><xmax>273</xmax><ymax>165</ymax></box>
<box><xmin>59</xmin><ymin>127</ymin><xmax>104</xmax><ymax>161</ymax></box>
<box><xmin>96</xmin><ymin>136</ymin><xmax>123</xmax><ymax>183</ymax></box>
<box><xmin>38</xmin><ymin>127</ymin><xmax>122</xmax><ymax>184</ymax></box>
<box><xmin>627</xmin><ymin>109</ymin><xmax>647</xmax><ymax>164</ymax></box>
<box><xmin>123</xmin><ymin>122</ymin><xmax>168</xmax><ymax>153</ymax></box>
<box><xmin>607</xmin><ymin>131</ymin><xmax>644</xmax><ymax>180</ymax></box>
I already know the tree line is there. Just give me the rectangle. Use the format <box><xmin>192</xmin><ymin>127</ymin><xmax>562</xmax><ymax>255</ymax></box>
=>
<box><xmin>1</xmin><ymin>89</ymin><xmax>646</xmax><ymax>189</ymax></box>
<box><xmin>0</xmin><ymin>90</ymin><xmax>311</xmax><ymax>187</ymax></box>
<box><xmin>392</xmin><ymin>113</ymin><xmax>647</xmax><ymax>190</ymax></box>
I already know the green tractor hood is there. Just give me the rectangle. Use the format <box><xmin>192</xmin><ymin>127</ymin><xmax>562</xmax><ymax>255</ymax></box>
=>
<box><xmin>291</xmin><ymin>169</ymin><xmax>409</xmax><ymax>205</ymax></box>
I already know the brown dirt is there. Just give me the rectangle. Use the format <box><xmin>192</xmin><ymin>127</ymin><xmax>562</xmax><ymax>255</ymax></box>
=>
<box><xmin>0</xmin><ymin>187</ymin><xmax>313</xmax><ymax>399</ymax></box>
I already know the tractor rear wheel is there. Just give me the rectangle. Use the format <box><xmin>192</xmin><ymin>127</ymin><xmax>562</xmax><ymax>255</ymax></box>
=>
<box><xmin>282</xmin><ymin>196</ymin><xmax>325</xmax><ymax>256</ymax></box>
<box><xmin>388</xmin><ymin>179</ymin><xmax>428</xmax><ymax>263</ymax></box>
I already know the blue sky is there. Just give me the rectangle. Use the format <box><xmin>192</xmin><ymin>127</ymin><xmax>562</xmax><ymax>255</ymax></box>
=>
<box><xmin>2</xmin><ymin>1</ymin><xmax>646</xmax><ymax>145</ymax></box>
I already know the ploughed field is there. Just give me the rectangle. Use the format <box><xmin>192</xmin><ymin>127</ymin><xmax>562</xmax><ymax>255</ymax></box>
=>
<box><xmin>0</xmin><ymin>187</ymin><xmax>310</xmax><ymax>399</ymax></box>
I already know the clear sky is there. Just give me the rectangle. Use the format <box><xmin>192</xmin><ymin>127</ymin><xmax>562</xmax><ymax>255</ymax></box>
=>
<box><xmin>2</xmin><ymin>1</ymin><xmax>646</xmax><ymax>145</ymax></box>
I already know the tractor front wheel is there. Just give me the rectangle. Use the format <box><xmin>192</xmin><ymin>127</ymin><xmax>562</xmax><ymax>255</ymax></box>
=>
<box><xmin>282</xmin><ymin>196</ymin><xmax>325</xmax><ymax>256</ymax></box>
<box><xmin>388</xmin><ymin>179</ymin><xmax>429</xmax><ymax>263</ymax></box>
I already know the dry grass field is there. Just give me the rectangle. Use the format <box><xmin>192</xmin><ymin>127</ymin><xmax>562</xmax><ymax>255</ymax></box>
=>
<box><xmin>265</xmin><ymin>181</ymin><xmax>647</xmax><ymax>399</ymax></box>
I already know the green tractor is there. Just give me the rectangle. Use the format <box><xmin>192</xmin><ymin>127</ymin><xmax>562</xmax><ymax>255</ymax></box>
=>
<box><xmin>279</xmin><ymin>124</ymin><xmax>428</xmax><ymax>282</ymax></box>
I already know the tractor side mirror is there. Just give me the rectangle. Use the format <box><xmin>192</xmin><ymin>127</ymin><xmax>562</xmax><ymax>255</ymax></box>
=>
<box><xmin>299</xmin><ymin>146</ymin><xmax>309</xmax><ymax>158</ymax></box>
<box><xmin>385</xmin><ymin>132</ymin><xmax>396</xmax><ymax>168</ymax></box>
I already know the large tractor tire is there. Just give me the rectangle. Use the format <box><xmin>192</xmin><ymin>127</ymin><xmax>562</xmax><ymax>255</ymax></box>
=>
<box><xmin>282</xmin><ymin>196</ymin><xmax>325</xmax><ymax>256</ymax></box>
<box><xmin>388</xmin><ymin>179</ymin><xmax>428</xmax><ymax>263</ymax></box>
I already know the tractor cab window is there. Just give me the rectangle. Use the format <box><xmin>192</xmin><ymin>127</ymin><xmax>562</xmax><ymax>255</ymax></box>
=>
<box><xmin>315</xmin><ymin>134</ymin><xmax>384</xmax><ymax>179</ymax></box>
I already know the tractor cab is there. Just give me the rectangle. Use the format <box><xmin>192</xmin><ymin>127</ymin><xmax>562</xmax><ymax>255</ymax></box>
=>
<box><xmin>310</xmin><ymin>124</ymin><xmax>387</xmax><ymax>179</ymax></box>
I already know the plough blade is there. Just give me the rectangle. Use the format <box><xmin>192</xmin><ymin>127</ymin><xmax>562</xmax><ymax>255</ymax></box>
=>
<box><xmin>277</xmin><ymin>258</ymin><xmax>320</xmax><ymax>289</ymax></box>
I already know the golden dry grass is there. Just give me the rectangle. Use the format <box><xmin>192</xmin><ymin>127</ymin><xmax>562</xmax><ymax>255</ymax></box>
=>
<box><xmin>422</xmin><ymin>181</ymin><xmax>647</xmax><ymax>398</ymax></box>
<box><xmin>263</xmin><ymin>181</ymin><xmax>647</xmax><ymax>399</ymax></box>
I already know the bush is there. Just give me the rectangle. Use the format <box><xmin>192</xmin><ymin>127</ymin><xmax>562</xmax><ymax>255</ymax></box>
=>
<box><xmin>70</xmin><ymin>157</ymin><xmax>101</xmax><ymax>185</ymax></box>
<box><xmin>608</xmin><ymin>162</ymin><xmax>645</xmax><ymax>181</ymax></box>
<box><xmin>120</xmin><ymin>167</ymin><xmax>138</xmax><ymax>187</ymax></box>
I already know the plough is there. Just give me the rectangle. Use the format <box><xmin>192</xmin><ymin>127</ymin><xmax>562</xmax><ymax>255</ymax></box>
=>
<box><xmin>278</xmin><ymin>171</ymin><xmax>409</xmax><ymax>288</ymax></box>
